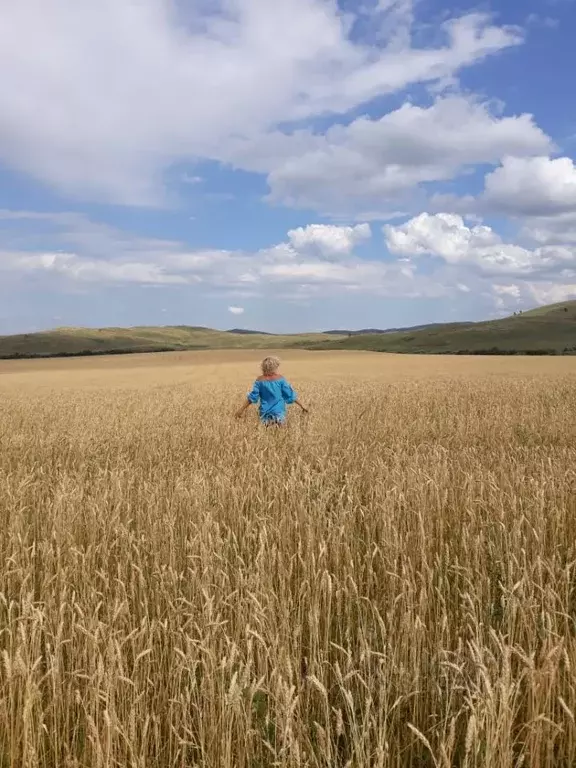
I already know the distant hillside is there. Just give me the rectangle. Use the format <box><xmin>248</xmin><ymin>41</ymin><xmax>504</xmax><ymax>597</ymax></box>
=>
<box><xmin>308</xmin><ymin>302</ymin><xmax>576</xmax><ymax>355</ymax></box>
<box><xmin>0</xmin><ymin>326</ymin><xmax>337</xmax><ymax>359</ymax></box>
<box><xmin>324</xmin><ymin>328</ymin><xmax>386</xmax><ymax>335</ymax></box>
<box><xmin>1</xmin><ymin>302</ymin><xmax>575</xmax><ymax>359</ymax></box>
<box><xmin>323</xmin><ymin>321</ymin><xmax>475</xmax><ymax>336</ymax></box>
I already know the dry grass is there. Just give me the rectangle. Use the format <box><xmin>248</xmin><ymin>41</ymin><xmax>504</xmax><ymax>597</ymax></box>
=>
<box><xmin>0</xmin><ymin>351</ymin><xmax>575</xmax><ymax>768</ymax></box>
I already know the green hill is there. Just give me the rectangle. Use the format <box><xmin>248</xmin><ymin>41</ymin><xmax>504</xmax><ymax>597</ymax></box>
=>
<box><xmin>306</xmin><ymin>302</ymin><xmax>576</xmax><ymax>355</ymax></box>
<box><xmin>1</xmin><ymin>301</ymin><xmax>575</xmax><ymax>359</ymax></box>
<box><xmin>0</xmin><ymin>326</ymin><xmax>336</xmax><ymax>359</ymax></box>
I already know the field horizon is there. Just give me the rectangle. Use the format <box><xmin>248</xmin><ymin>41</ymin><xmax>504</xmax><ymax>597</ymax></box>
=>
<box><xmin>2</xmin><ymin>299</ymin><xmax>576</xmax><ymax>360</ymax></box>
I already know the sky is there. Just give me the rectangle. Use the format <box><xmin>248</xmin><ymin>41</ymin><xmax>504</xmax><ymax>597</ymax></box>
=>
<box><xmin>1</xmin><ymin>0</ymin><xmax>576</xmax><ymax>333</ymax></box>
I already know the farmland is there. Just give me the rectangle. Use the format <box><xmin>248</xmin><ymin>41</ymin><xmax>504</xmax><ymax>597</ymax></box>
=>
<box><xmin>0</xmin><ymin>350</ymin><xmax>575</xmax><ymax>767</ymax></box>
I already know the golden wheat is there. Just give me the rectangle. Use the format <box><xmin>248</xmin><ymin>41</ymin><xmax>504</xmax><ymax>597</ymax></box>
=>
<box><xmin>0</xmin><ymin>351</ymin><xmax>575</xmax><ymax>767</ymax></box>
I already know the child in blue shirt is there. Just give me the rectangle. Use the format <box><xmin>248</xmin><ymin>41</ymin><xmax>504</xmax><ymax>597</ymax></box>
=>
<box><xmin>236</xmin><ymin>356</ymin><xmax>308</xmax><ymax>425</ymax></box>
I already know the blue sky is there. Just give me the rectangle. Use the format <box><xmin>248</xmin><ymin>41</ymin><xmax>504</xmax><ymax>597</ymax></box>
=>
<box><xmin>1</xmin><ymin>0</ymin><xmax>576</xmax><ymax>334</ymax></box>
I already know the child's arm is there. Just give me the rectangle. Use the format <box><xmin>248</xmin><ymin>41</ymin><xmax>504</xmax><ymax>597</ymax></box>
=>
<box><xmin>235</xmin><ymin>399</ymin><xmax>252</xmax><ymax>419</ymax></box>
<box><xmin>282</xmin><ymin>379</ymin><xmax>309</xmax><ymax>413</ymax></box>
<box><xmin>236</xmin><ymin>381</ymin><xmax>260</xmax><ymax>418</ymax></box>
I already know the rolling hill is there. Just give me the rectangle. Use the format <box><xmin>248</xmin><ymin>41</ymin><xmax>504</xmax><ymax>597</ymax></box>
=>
<box><xmin>322</xmin><ymin>321</ymin><xmax>475</xmax><ymax>336</ymax></box>
<box><xmin>308</xmin><ymin>301</ymin><xmax>576</xmax><ymax>354</ymax></box>
<box><xmin>0</xmin><ymin>325</ymin><xmax>335</xmax><ymax>359</ymax></box>
<box><xmin>0</xmin><ymin>301</ymin><xmax>575</xmax><ymax>359</ymax></box>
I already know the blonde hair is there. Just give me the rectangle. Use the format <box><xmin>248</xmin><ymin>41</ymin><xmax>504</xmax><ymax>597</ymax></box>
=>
<box><xmin>261</xmin><ymin>356</ymin><xmax>280</xmax><ymax>375</ymax></box>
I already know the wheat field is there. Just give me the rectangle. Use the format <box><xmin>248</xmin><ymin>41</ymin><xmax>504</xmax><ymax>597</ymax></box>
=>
<box><xmin>0</xmin><ymin>350</ymin><xmax>575</xmax><ymax>768</ymax></box>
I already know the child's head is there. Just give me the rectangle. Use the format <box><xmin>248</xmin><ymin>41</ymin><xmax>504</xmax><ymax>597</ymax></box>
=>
<box><xmin>261</xmin><ymin>356</ymin><xmax>280</xmax><ymax>375</ymax></box>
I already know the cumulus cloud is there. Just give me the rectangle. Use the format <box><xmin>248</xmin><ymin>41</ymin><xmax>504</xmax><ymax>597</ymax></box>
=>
<box><xmin>483</xmin><ymin>156</ymin><xmax>576</xmax><ymax>216</ymax></box>
<box><xmin>385</xmin><ymin>213</ymin><xmax>499</xmax><ymax>262</ymax></box>
<box><xmin>384</xmin><ymin>212</ymin><xmax>576</xmax><ymax>276</ymax></box>
<box><xmin>527</xmin><ymin>283</ymin><xmax>576</xmax><ymax>306</ymax></box>
<box><xmin>428</xmin><ymin>154</ymin><xmax>576</xmax><ymax>251</ymax></box>
<box><xmin>0</xmin><ymin>249</ymin><xmax>188</xmax><ymax>284</ymax></box>
<box><xmin>493</xmin><ymin>284</ymin><xmax>521</xmax><ymax>299</ymax></box>
<box><xmin>0</xmin><ymin>213</ymin><xmax>436</xmax><ymax>298</ymax></box>
<box><xmin>492</xmin><ymin>283</ymin><xmax>522</xmax><ymax>307</ymax></box>
<box><xmin>466</xmin><ymin>156</ymin><xmax>576</xmax><ymax>247</ymax></box>
<box><xmin>0</xmin><ymin>1</ymin><xmax>524</xmax><ymax>204</ymax></box>
<box><xmin>287</xmin><ymin>223</ymin><xmax>371</xmax><ymax>259</ymax></box>
<box><xmin>6</xmin><ymin>207</ymin><xmax>576</xmax><ymax>315</ymax></box>
<box><xmin>260</xmin><ymin>97</ymin><xmax>550</xmax><ymax>214</ymax></box>
<box><xmin>488</xmin><ymin>280</ymin><xmax>576</xmax><ymax>311</ymax></box>
<box><xmin>522</xmin><ymin>214</ymin><xmax>576</xmax><ymax>246</ymax></box>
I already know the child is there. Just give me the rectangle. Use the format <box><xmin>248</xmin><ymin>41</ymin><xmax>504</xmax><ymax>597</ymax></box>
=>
<box><xmin>235</xmin><ymin>356</ymin><xmax>308</xmax><ymax>426</ymax></box>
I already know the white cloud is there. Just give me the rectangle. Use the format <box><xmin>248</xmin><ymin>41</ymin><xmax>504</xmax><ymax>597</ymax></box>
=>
<box><xmin>523</xmin><ymin>214</ymin><xmax>576</xmax><ymax>246</ymax></box>
<box><xmin>488</xmin><ymin>280</ymin><xmax>576</xmax><ymax>311</ymax></box>
<box><xmin>257</xmin><ymin>97</ymin><xmax>551</xmax><ymax>214</ymax></box>
<box><xmin>492</xmin><ymin>283</ymin><xmax>522</xmax><ymax>307</ymax></box>
<box><xmin>493</xmin><ymin>284</ymin><xmax>521</xmax><ymax>298</ymax></box>
<box><xmin>429</xmin><ymin>155</ymin><xmax>576</xmax><ymax>246</ymax></box>
<box><xmin>470</xmin><ymin>156</ymin><xmax>576</xmax><ymax>247</ymax></box>
<box><xmin>384</xmin><ymin>212</ymin><xmax>576</xmax><ymax>276</ymax></box>
<box><xmin>7</xmin><ymin>208</ymin><xmax>576</xmax><ymax>316</ymax></box>
<box><xmin>287</xmin><ymin>223</ymin><xmax>371</xmax><ymax>259</ymax></box>
<box><xmin>385</xmin><ymin>213</ymin><xmax>499</xmax><ymax>262</ymax></box>
<box><xmin>483</xmin><ymin>156</ymin><xmax>576</xmax><ymax>216</ymax></box>
<box><xmin>527</xmin><ymin>283</ymin><xmax>576</xmax><ymax>306</ymax></box>
<box><xmin>0</xmin><ymin>250</ymin><xmax>188</xmax><ymax>285</ymax></box>
<box><xmin>0</xmin><ymin>211</ymin><xmax>449</xmax><ymax>299</ymax></box>
<box><xmin>259</xmin><ymin>258</ymin><xmax>409</xmax><ymax>286</ymax></box>
<box><xmin>0</xmin><ymin>2</ymin><xmax>523</xmax><ymax>204</ymax></box>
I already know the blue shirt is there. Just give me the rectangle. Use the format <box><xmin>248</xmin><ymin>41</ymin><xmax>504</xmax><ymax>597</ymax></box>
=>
<box><xmin>247</xmin><ymin>376</ymin><xmax>297</xmax><ymax>423</ymax></box>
